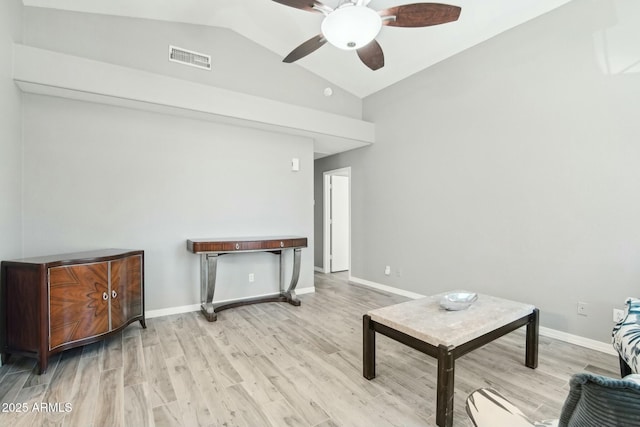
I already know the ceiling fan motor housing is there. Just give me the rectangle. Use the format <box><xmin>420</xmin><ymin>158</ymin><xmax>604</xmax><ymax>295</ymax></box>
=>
<box><xmin>321</xmin><ymin>4</ymin><xmax>382</xmax><ymax>50</ymax></box>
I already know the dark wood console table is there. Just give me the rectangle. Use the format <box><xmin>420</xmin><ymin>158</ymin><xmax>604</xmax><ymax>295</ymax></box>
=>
<box><xmin>186</xmin><ymin>236</ymin><xmax>307</xmax><ymax>322</ymax></box>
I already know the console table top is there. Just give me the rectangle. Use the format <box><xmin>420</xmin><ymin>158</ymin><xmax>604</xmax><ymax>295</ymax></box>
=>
<box><xmin>187</xmin><ymin>236</ymin><xmax>307</xmax><ymax>254</ymax></box>
<box><xmin>187</xmin><ymin>236</ymin><xmax>306</xmax><ymax>243</ymax></box>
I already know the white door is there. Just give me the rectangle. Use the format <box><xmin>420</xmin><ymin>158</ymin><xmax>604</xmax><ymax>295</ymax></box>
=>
<box><xmin>330</xmin><ymin>175</ymin><xmax>349</xmax><ymax>272</ymax></box>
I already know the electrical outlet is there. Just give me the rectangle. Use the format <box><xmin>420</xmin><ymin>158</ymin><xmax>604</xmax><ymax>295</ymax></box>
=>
<box><xmin>248</xmin><ymin>273</ymin><xmax>255</xmax><ymax>283</ymax></box>
<box><xmin>613</xmin><ymin>308</ymin><xmax>625</xmax><ymax>323</ymax></box>
<box><xmin>384</xmin><ymin>266</ymin><xmax>391</xmax><ymax>276</ymax></box>
<box><xmin>577</xmin><ymin>302</ymin><xmax>588</xmax><ymax>316</ymax></box>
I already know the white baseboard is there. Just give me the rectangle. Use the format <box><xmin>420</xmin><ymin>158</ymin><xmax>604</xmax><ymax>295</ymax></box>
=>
<box><xmin>539</xmin><ymin>326</ymin><xmax>616</xmax><ymax>356</ymax></box>
<box><xmin>348</xmin><ymin>275</ymin><xmax>617</xmax><ymax>356</ymax></box>
<box><xmin>145</xmin><ymin>286</ymin><xmax>315</xmax><ymax>319</ymax></box>
<box><xmin>296</xmin><ymin>286</ymin><xmax>315</xmax><ymax>295</ymax></box>
<box><xmin>314</xmin><ymin>266</ymin><xmax>325</xmax><ymax>273</ymax></box>
<box><xmin>349</xmin><ymin>275</ymin><xmax>427</xmax><ymax>299</ymax></box>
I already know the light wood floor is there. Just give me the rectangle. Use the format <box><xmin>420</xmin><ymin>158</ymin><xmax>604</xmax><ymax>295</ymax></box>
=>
<box><xmin>0</xmin><ymin>272</ymin><xmax>619</xmax><ymax>427</ymax></box>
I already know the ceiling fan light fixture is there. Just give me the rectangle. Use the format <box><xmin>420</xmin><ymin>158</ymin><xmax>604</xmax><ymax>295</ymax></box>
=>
<box><xmin>321</xmin><ymin>4</ymin><xmax>382</xmax><ymax>50</ymax></box>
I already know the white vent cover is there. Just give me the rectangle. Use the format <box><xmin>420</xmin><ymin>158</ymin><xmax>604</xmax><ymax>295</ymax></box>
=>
<box><xmin>169</xmin><ymin>45</ymin><xmax>211</xmax><ymax>70</ymax></box>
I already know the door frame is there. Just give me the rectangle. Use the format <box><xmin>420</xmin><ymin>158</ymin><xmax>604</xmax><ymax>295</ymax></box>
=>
<box><xmin>323</xmin><ymin>167</ymin><xmax>351</xmax><ymax>274</ymax></box>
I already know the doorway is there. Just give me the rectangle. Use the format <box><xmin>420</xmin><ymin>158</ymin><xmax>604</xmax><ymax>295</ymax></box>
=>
<box><xmin>323</xmin><ymin>167</ymin><xmax>351</xmax><ymax>273</ymax></box>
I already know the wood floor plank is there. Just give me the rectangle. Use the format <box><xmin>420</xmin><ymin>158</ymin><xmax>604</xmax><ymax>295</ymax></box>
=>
<box><xmin>174</xmin><ymin>330</ymin><xmax>209</xmax><ymax>373</ymax></box>
<box><xmin>94</xmin><ymin>368</ymin><xmax>124</xmax><ymax>427</ymax></box>
<box><xmin>101</xmin><ymin>333</ymin><xmax>124</xmax><ymax>371</ymax></box>
<box><xmin>141</xmin><ymin>319</ymin><xmax>161</xmax><ymax>348</ymax></box>
<box><xmin>81</xmin><ymin>340</ymin><xmax>103</xmax><ymax>359</ymax></box>
<box><xmin>22</xmin><ymin>353</ymin><xmax>61</xmax><ymax>389</ymax></box>
<box><xmin>225</xmin><ymin>383</ymin><xmax>275</xmax><ymax>427</ymax></box>
<box><xmin>142</xmin><ymin>345</ymin><xmax>177</xmax><ymax>408</ymax></box>
<box><xmin>228</xmin><ymin>353</ymin><xmax>284</xmax><ymax>404</ymax></box>
<box><xmin>196</xmin><ymin>335</ymin><xmax>242</xmax><ymax>387</ymax></box>
<box><xmin>0</xmin><ymin>370</ymin><xmax>30</xmax><ymax>405</ymax></box>
<box><xmin>1</xmin><ymin>383</ymin><xmax>48</xmax><ymax>427</ymax></box>
<box><xmin>63</xmin><ymin>355</ymin><xmax>101</xmax><ymax>427</ymax></box>
<box><xmin>251</xmin><ymin>356</ymin><xmax>330</xmax><ymax>426</ymax></box>
<box><xmin>123</xmin><ymin>335</ymin><xmax>146</xmax><ymax>387</ymax></box>
<box><xmin>124</xmin><ymin>382</ymin><xmax>155</xmax><ymax>427</ymax></box>
<box><xmin>155</xmin><ymin>317</ymin><xmax>184</xmax><ymax>359</ymax></box>
<box><xmin>34</xmin><ymin>347</ymin><xmax>82</xmax><ymax>426</ymax></box>
<box><xmin>191</xmin><ymin>367</ymin><xmax>244</xmax><ymax>427</ymax></box>
<box><xmin>249</xmin><ymin>334</ymin><xmax>300</xmax><ymax>369</ymax></box>
<box><xmin>261</xmin><ymin>398</ymin><xmax>308</xmax><ymax>427</ymax></box>
<box><xmin>152</xmin><ymin>401</ymin><xmax>184</xmax><ymax>427</ymax></box>
<box><xmin>4</xmin><ymin>356</ymin><xmax>37</xmax><ymax>374</ymax></box>
<box><xmin>165</xmin><ymin>355</ymin><xmax>214</xmax><ymax>427</ymax></box>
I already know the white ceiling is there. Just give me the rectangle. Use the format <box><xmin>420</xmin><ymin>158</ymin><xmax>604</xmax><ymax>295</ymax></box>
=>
<box><xmin>22</xmin><ymin>0</ymin><xmax>572</xmax><ymax>98</ymax></box>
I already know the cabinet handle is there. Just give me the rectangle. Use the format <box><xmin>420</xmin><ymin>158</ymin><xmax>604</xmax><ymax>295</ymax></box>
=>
<box><xmin>280</xmin><ymin>241</ymin><xmax>284</xmax><ymax>248</ymax></box>
<box><xmin>112</xmin><ymin>290</ymin><xmax>118</xmax><ymax>299</ymax></box>
<box><xmin>235</xmin><ymin>243</ymin><xmax>240</xmax><ymax>250</ymax></box>
<box><xmin>102</xmin><ymin>292</ymin><xmax>109</xmax><ymax>301</ymax></box>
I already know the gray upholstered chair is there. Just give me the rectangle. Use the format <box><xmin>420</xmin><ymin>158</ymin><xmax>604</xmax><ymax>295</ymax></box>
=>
<box><xmin>465</xmin><ymin>372</ymin><xmax>640</xmax><ymax>427</ymax></box>
<box><xmin>612</xmin><ymin>297</ymin><xmax>640</xmax><ymax>376</ymax></box>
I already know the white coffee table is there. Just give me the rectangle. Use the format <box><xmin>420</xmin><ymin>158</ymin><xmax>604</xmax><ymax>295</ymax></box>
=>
<box><xmin>363</xmin><ymin>293</ymin><xmax>539</xmax><ymax>427</ymax></box>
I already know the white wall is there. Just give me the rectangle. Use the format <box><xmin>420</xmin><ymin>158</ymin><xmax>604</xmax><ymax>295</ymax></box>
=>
<box><xmin>316</xmin><ymin>0</ymin><xmax>640</xmax><ymax>342</ymax></box>
<box><xmin>0</xmin><ymin>0</ymin><xmax>23</xmax><ymax>261</ymax></box>
<box><xmin>23</xmin><ymin>95</ymin><xmax>314</xmax><ymax>311</ymax></box>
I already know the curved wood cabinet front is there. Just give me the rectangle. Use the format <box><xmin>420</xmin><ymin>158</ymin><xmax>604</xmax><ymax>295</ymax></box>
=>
<box><xmin>49</xmin><ymin>262</ymin><xmax>110</xmax><ymax>350</ymax></box>
<box><xmin>111</xmin><ymin>255</ymin><xmax>143</xmax><ymax>331</ymax></box>
<box><xmin>0</xmin><ymin>249</ymin><xmax>145</xmax><ymax>374</ymax></box>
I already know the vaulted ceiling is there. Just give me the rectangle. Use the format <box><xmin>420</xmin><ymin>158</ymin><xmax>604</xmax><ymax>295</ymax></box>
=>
<box><xmin>22</xmin><ymin>0</ymin><xmax>572</xmax><ymax>97</ymax></box>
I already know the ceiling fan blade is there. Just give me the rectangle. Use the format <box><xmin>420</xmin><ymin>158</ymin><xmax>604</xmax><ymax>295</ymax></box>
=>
<box><xmin>379</xmin><ymin>3</ymin><xmax>461</xmax><ymax>27</ymax></box>
<box><xmin>283</xmin><ymin>35</ymin><xmax>327</xmax><ymax>63</ymax></box>
<box><xmin>272</xmin><ymin>0</ymin><xmax>327</xmax><ymax>13</ymax></box>
<box><xmin>357</xmin><ymin>40</ymin><xmax>384</xmax><ymax>71</ymax></box>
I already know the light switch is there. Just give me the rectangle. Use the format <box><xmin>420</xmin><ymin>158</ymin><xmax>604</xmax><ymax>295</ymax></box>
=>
<box><xmin>292</xmin><ymin>158</ymin><xmax>300</xmax><ymax>171</ymax></box>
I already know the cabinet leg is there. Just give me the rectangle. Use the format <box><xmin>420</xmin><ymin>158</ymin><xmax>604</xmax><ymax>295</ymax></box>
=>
<box><xmin>1</xmin><ymin>353</ymin><xmax>10</xmax><ymax>365</ymax></box>
<box><xmin>139</xmin><ymin>318</ymin><xmax>147</xmax><ymax>329</ymax></box>
<box><xmin>38</xmin><ymin>355</ymin><xmax>48</xmax><ymax>375</ymax></box>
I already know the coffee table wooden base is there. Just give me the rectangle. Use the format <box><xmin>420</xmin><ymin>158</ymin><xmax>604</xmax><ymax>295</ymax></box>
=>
<box><xmin>363</xmin><ymin>308</ymin><xmax>539</xmax><ymax>427</ymax></box>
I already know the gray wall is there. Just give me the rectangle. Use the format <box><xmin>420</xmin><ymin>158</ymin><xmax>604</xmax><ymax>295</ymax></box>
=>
<box><xmin>16</xmin><ymin>5</ymin><xmax>327</xmax><ymax>313</ymax></box>
<box><xmin>315</xmin><ymin>0</ymin><xmax>640</xmax><ymax>342</ymax></box>
<box><xmin>0</xmin><ymin>0</ymin><xmax>23</xmax><ymax>260</ymax></box>
<box><xmin>23</xmin><ymin>95</ymin><xmax>314</xmax><ymax>311</ymax></box>
<box><xmin>23</xmin><ymin>6</ymin><xmax>362</xmax><ymax>119</ymax></box>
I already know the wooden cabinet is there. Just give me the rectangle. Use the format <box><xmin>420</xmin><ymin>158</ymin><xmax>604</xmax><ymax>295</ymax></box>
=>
<box><xmin>1</xmin><ymin>249</ymin><xmax>145</xmax><ymax>374</ymax></box>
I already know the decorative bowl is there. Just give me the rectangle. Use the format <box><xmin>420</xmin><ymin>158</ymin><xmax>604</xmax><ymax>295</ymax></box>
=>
<box><xmin>439</xmin><ymin>291</ymin><xmax>478</xmax><ymax>311</ymax></box>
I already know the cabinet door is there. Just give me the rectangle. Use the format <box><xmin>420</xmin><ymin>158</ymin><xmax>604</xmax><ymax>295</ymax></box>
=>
<box><xmin>110</xmin><ymin>255</ymin><xmax>143</xmax><ymax>330</ymax></box>
<box><xmin>49</xmin><ymin>262</ymin><xmax>110</xmax><ymax>350</ymax></box>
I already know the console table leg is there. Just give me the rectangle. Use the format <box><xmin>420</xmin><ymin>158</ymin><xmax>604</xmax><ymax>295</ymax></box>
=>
<box><xmin>526</xmin><ymin>308</ymin><xmax>539</xmax><ymax>368</ymax></box>
<box><xmin>284</xmin><ymin>248</ymin><xmax>302</xmax><ymax>306</ymax></box>
<box><xmin>436</xmin><ymin>345</ymin><xmax>455</xmax><ymax>427</ymax></box>
<box><xmin>200</xmin><ymin>254</ymin><xmax>219</xmax><ymax>322</ymax></box>
<box><xmin>363</xmin><ymin>315</ymin><xmax>376</xmax><ymax>380</ymax></box>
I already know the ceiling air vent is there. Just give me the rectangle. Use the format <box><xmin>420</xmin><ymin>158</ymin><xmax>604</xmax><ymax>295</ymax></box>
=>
<box><xmin>169</xmin><ymin>45</ymin><xmax>211</xmax><ymax>71</ymax></box>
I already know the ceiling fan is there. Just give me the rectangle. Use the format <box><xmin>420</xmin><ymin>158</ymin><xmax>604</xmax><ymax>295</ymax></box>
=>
<box><xmin>272</xmin><ymin>0</ymin><xmax>461</xmax><ymax>70</ymax></box>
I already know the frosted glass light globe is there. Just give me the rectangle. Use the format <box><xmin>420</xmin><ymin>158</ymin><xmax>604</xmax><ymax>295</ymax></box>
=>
<box><xmin>321</xmin><ymin>5</ymin><xmax>382</xmax><ymax>50</ymax></box>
